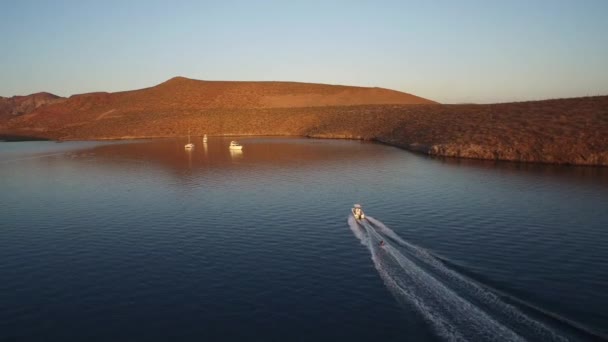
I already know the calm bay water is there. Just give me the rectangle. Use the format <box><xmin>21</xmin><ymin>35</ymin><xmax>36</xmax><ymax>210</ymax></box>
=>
<box><xmin>1</xmin><ymin>137</ymin><xmax>607</xmax><ymax>341</ymax></box>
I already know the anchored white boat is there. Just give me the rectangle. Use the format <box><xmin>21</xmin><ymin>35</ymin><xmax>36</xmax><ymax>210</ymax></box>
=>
<box><xmin>185</xmin><ymin>129</ymin><xmax>194</xmax><ymax>149</ymax></box>
<box><xmin>203</xmin><ymin>134</ymin><xmax>208</xmax><ymax>143</ymax></box>
<box><xmin>352</xmin><ymin>204</ymin><xmax>365</xmax><ymax>220</ymax></box>
<box><xmin>229</xmin><ymin>141</ymin><xmax>243</xmax><ymax>150</ymax></box>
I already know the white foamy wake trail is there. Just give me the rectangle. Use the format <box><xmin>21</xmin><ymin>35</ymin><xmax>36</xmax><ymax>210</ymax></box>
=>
<box><xmin>348</xmin><ymin>216</ymin><xmax>569</xmax><ymax>342</ymax></box>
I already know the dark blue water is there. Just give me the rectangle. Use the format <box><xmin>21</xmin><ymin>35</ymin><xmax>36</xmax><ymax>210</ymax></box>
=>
<box><xmin>1</xmin><ymin>137</ymin><xmax>607</xmax><ymax>341</ymax></box>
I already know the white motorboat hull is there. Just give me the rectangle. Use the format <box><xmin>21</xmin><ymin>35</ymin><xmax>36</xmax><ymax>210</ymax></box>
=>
<box><xmin>229</xmin><ymin>145</ymin><xmax>243</xmax><ymax>150</ymax></box>
<box><xmin>185</xmin><ymin>143</ymin><xmax>194</xmax><ymax>149</ymax></box>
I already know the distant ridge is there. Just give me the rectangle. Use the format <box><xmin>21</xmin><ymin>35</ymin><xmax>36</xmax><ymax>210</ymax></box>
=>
<box><xmin>0</xmin><ymin>92</ymin><xmax>64</xmax><ymax>121</ymax></box>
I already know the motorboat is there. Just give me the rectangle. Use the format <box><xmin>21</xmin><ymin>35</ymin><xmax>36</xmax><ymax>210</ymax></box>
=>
<box><xmin>203</xmin><ymin>134</ymin><xmax>208</xmax><ymax>143</ymax></box>
<box><xmin>229</xmin><ymin>141</ymin><xmax>243</xmax><ymax>150</ymax></box>
<box><xmin>185</xmin><ymin>129</ymin><xmax>194</xmax><ymax>149</ymax></box>
<box><xmin>352</xmin><ymin>204</ymin><xmax>365</xmax><ymax>220</ymax></box>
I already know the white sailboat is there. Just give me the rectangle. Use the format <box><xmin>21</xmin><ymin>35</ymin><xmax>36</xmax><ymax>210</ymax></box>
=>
<box><xmin>203</xmin><ymin>134</ymin><xmax>208</xmax><ymax>143</ymax></box>
<box><xmin>185</xmin><ymin>129</ymin><xmax>194</xmax><ymax>149</ymax></box>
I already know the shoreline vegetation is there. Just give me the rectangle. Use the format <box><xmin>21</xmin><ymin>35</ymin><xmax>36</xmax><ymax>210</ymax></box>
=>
<box><xmin>1</xmin><ymin>77</ymin><xmax>607</xmax><ymax>166</ymax></box>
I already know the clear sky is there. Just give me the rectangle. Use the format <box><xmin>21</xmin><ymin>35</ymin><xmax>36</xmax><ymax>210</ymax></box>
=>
<box><xmin>1</xmin><ymin>0</ymin><xmax>607</xmax><ymax>103</ymax></box>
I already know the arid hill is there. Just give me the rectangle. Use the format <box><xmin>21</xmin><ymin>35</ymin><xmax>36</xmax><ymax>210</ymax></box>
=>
<box><xmin>1</xmin><ymin>77</ymin><xmax>607</xmax><ymax>166</ymax></box>
<box><xmin>0</xmin><ymin>76</ymin><xmax>433</xmax><ymax>131</ymax></box>
<box><xmin>0</xmin><ymin>76</ymin><xmax>434</xmax><ymax>136</ymax></box>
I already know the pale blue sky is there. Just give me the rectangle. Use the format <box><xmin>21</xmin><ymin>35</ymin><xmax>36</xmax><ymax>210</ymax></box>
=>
<box><xmin>1</xmin><ymin>0</ymin><xmax>607</xmax><ymax>103</ymax></box>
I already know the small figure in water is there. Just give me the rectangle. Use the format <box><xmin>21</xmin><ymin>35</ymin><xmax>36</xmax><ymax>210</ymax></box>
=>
<box><xmin>379</xmin><ymin>240</ymin><xmax>385</xmax><ymax>247</ymax></box>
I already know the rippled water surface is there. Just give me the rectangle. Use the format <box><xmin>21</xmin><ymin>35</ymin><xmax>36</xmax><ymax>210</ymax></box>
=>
<box><xmin>1</xmin><ymin>137</ymin><xmax>607</xmax><ymax>341</ymax></box>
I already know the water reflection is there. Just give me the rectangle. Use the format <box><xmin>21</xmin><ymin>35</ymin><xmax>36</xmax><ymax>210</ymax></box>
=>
<box><xmin>70</xmin><ymin>137</ymin><xmax>372</xmax><ymax>177</ymax></box>
<box><xmin>185</xmin><ymin>147</ymin><xmax>193</xmax><ymax>169</ymax></box>
<box><xmin>230</xmin><ymin>149</ymin><xmax>243</xmax><ymax>160</ymax></box>
<box><xmin>5</xmin><ymin>138</ymin><xmax>607</xmax><ymax>189</ymax></box>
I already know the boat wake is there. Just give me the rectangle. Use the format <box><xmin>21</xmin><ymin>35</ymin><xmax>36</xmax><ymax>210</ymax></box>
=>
<box><xmin>348</xmin><ymin>215</ymin><xmax>585</xmax><ymax>342</ymax></box>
